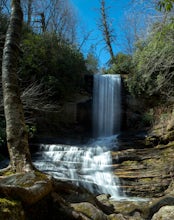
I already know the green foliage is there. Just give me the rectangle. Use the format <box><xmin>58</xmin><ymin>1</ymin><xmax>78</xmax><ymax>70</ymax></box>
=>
<box><xmin>26</xmin><ymin>124</ymin><xmax>37</xmax><ymax>139</ymax></box>
<box><xmin>0</xmin><ymin>198</ymin><xmax>24</xmax><ymax>220</ymax></box>
<box><xmin>142</xmin><ymin>109</ymin><xmax>154</xmax><ymax>127</ymax></box>
<box><xmin>19</xmin><ymin>32</ymin><xmax>87</xmax><ymax>101</ymax></box>
<box><xmin>127</xmin><ymin>21</ymin><xmax>174</xmax><ymax>102</ymax></box>
<box><xmin>85</xmin><ymin>52</ymin><xmax>99</xmax><ymax>74</ymax></box>
<box><xmin>107</xmin><ymin>53</ymin><xmax>133</xmax><ymax>75</ymax></box>
<box><xmin>157</xmin><ymin>0</ymin><xmax>174</xmax><ymax>12</ymax></box>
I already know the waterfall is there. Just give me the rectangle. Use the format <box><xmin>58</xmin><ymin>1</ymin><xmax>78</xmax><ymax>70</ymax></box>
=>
<box><xmin>93</xmin><ymin>74</ymin><xmax>121</xmax><ymax>137</ymax></box>
<box><xmin>33</xmin><ymin>136</ymin><xmax>123</xmax><ymax>199</ymax></box>
<box><xmin>33</xmin><ymin>73</ymin><xmax>124</xmax><ymax>200</ymax></box>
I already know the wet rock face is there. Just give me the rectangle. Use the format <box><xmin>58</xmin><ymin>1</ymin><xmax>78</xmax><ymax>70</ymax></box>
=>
<box><xmin>32</xmin><ymin>98</ymin><xmax>92</xmax><ymax>140</ymax></box>
<box><xmin>112</xmin><ymin>134</ymin><xmax>174</xmax><ymax>198</ymax></box>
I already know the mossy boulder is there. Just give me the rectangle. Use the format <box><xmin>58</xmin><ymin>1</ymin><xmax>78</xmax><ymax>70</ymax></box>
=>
<box><xmin>0</xmin><ymin>171</ymin><xmax>52</xmax><ymax>205</ymax></box>
<box><xmin>108</xmin><ymin>213</ymin><xmax>127</xmax><ymax>220</ymax></box>
<box><xmin>71</xmin><ymin>202</ymin><xmax>108</xmax><ymax>220</ymax></box>
<box><xmin>0</xmin><ymin>198</ymin><xmax>25</xmax><ymax>220</ymax></box>
<box><xmin>145</xmin><ymin>136</ymin><xmax>159</xmax><ymax>146</ymax></box>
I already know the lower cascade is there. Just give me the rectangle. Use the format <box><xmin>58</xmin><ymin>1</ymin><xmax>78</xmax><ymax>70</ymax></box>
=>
<box><xmin>33</xmin><ymin>73</ymin><xmax>125</xmax><ymax>200</ymax></box>
<box><xmin>33</xmin><ymin>135</ymin><xmax>124</xmax><ymax>199</ymax></box>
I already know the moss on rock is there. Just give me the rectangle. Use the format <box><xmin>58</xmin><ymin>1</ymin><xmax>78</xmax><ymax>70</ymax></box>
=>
<box><xmin>0</xmin><ymin>171</ymin><xmax>53</xmax><ymax>205</ymax></box>
<box><xmin>71</xmin><ymin>202</ymin><xmax>108</xmax><ymax>220</ymax></box>
<box><xmin>164</xmin><ymin>130</ymin><xmax>174</xmax><ymax>142</ymax></box>
<box><xmin>0</xmin><ymin>198</ymin><xmax>25</xmax><ymax>220</ymax></box>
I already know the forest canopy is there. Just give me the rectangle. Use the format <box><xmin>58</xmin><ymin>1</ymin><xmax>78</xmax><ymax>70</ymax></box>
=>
<box><xmin>0</xmin><ymin>0</ymin><xmax>174</xmax><ymax>144</ymax></box>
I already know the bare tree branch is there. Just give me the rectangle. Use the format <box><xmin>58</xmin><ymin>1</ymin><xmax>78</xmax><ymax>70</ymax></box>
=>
<box><xmin>20</xmin><ymin>82</ymin><xmax>55</xmax><ymax>110</ymax></box>
<box><xmin>98</xmin><ymin>0</ymin><xmax>115</xmax><ymax>61</ymax></box>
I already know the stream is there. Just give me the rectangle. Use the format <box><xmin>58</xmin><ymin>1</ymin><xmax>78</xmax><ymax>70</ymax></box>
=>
<box><xmin>33</xmin><ymin>135</ymin><xmax>126</xmax><ymax>200</ymax></box>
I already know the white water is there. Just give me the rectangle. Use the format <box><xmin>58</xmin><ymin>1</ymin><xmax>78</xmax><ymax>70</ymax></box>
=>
<box><xmin>33</xmin><ymin>135</ymin><xmax>124</xmax><ymax>199</ymax></box>
<box><xmin>33</xmin><ymin>73</ymin><xmax>124</xmax><ymax>199</ymax></box>
<box><xmin>93</xmin><ymin>74</ymin><xmax>121</xmax><ymax>137</ymax></box>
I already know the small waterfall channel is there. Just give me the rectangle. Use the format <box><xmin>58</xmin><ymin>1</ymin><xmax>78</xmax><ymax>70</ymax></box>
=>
<box><xmin>33</xmin><ymin>74</ymin><xmax>124</xmax><ymax>199</ymax></box>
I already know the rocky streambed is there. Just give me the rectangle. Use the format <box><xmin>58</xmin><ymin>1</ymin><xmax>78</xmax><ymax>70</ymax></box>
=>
<box><xmin>0</xmin><ymin>133</ymin><xmax>174</xmax><ymax>220</ymax></box>
<box><xmin>114</xmin><ymin>133</ymin><xmax>174</xmax><ymax>198</ymax></box>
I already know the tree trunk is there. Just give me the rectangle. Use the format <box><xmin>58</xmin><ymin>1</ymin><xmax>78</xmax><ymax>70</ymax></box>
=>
<box><xmin>100</xmin><ymin>0</ymin><xmax>114</xmax><ymax>61</ymax></box>
<box><xmin>27</xmin><ymin>0</ymin><xmax>33</xmax><ymax>27</ymax></box>
<box><xmin>2</xmin><ymin>0</ymin><xmax>33</xmax><ymax>172</ymax></box>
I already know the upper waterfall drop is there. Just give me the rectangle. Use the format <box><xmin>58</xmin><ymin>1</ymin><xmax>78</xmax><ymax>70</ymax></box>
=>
<box><xmin>93</xmin><ymin>74</ymin><xmax>121</xmax><ymax>137</ymax></box>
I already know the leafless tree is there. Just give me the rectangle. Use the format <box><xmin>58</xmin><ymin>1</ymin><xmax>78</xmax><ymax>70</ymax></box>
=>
<box><xmin>120</xmin><ymin>0</ymin><xmax>173</xmax><ymax>54</ymax></box>
<box><xmin>0</xmin><ymin>0</ymin><xmax>78</xmax><ymax>41</ymax></box>
<box><xmin>98</xmin><ymin>0</ymin><xmax>115</xmax><ymax>62</ymax></box>
<box><xmin>0</xmin><ymin>0</ymin><xmax>10</xmax><ymax>14</ymax></box>
<box><xmin>24</xmin><ymin>0</ymin><xmax>78</xmax><ymax>41</ymax></box>
<box><xmin>20</xmin><ymin>82</ymin><xmax>53</xmax><ymax>110</ymax></box>
<box><xmin>44</xmin><ymin>0</ymin><xmax>77</xmax><ymax>42</ymax></box>
<box><xmin>21</xmin><ymin>0</ymin><xmax>33</xmax><ymax>27</ymax></box>
<box><xmin>131</xmin><ymin>0</ymin><xmax>173</xmax><ymax>23</ymax></box>
<box><xmin>120</xmin><ymin>6</ymin><xmax>150</xmax><ymax>55</ymax></box>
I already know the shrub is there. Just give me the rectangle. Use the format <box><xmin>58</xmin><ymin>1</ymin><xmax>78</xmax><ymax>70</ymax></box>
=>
<box><xmin>19</xmin><ymin>32</ymin><xmax>87</xmax><ymax>101</ymax></box>
<box><xmin>127</xmin><ymin>21</ymin><xmax>174</xmax><ymax>103</ymax></box>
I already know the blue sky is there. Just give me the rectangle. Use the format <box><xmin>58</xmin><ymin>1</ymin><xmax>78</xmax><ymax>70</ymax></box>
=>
<box><xmin>70</xmin><ymin>0</ymin><xmax>131</xmax><ymax>67</ymax></box>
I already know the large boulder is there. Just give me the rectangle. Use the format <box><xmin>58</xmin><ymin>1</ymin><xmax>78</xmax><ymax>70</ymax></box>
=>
<box><xmin>151</xmin><ymin>205</ymin><xmax>174</xmax><ymax>220</ymax></box>
<box><xmin>71</xmin><ymin>202</ymin><xmax>108</xmax><ymax>220</ymax></box>
<box><xmin>147</xmin><ymin>196</ymin><xmax>174</xmax><ymax>219</ymax></box>
<box><xmin>0</xmin><ymin>171</ymin><xmax>52</xmax><ymax>205</ymax></box>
